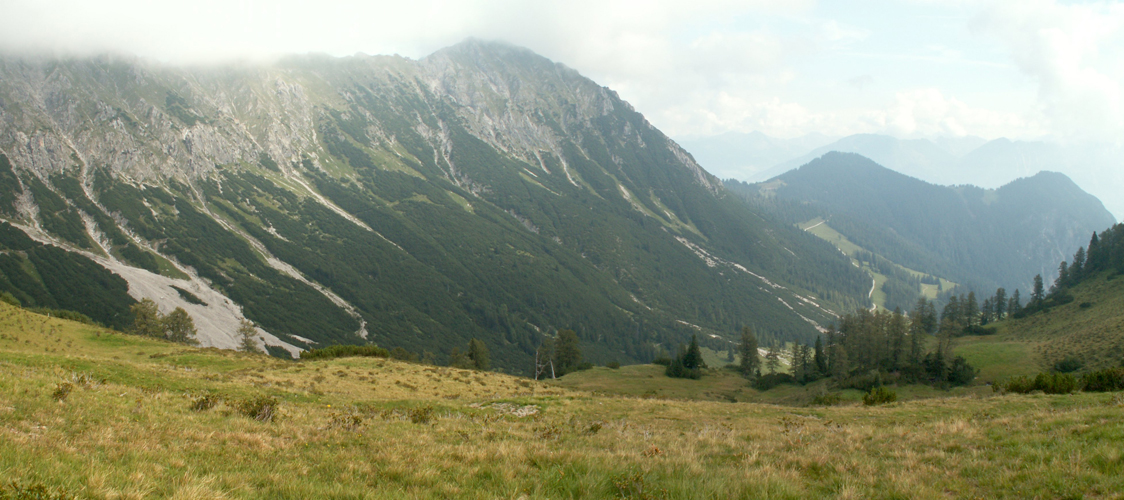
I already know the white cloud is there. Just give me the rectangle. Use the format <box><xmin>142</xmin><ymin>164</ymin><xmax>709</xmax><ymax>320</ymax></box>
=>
<box><xmin>971</xmin><ymin>0</ymin><xmax>1124</xmax><ymax>143</ymax></box>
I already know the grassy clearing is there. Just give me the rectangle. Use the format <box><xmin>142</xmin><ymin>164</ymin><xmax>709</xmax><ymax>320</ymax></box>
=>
<box><xmin>991</xmin><ymin>272</ymin><xmax>1124</xmax><ymax>371</ymax></box>
<box><xmin>2</xmin><ymin>303</ymin><xmax>1123</xmax><ymax>498</ymax></box>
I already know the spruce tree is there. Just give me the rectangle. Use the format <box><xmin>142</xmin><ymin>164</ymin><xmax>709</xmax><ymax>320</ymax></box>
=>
<box><xmin>467</xmin><ymin>338</ymin><xmax>491</xmax><ymax>370</ymax></box>
<box><xmin>1032</xmin><ymin>275</ymin><xmax>1045</xmax><ymax>305</ymax></box>
<box><xmin>554</xmin><ymin>329</ymin><xmax>582</xmax><ymax>374</ymax></box>
<box><xmin>237</xmin><ymin>319</ymin><xmax>259</xmax><ymax>353</ymax></box>
<box><xmin>683</xmin><ymin>334</ymin><xmax>705</xmax><ymax>371</ymax></box>
<box><xmin>994</xmin><ymin>288</ymin><xmax>1007</xmax><ymax>318</ymax></box>
<box><xmin>813</xmin><ymin>336</ymin><xmax>827</xmax><ymax>376</ymax></box>
<box><xmin>965</xmin><ymin>292</ymin><xmax>979</xmax><ymax>327</ymax></box>
<box><xmin>738</xmin><ymin>327</ymin><xmax>760</xmax><ymax>377</ymax></box>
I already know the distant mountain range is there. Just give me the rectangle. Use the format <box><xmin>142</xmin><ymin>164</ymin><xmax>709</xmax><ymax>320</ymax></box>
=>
<box><xmin>682</xmin><ymin>132</ymin><xmax>1123</xmax><ymax>220</ymax></box>
<box><xmin>729</xmin><ymin>152</ymin><xmax>1116</xmax><ymax>300</ymax></box>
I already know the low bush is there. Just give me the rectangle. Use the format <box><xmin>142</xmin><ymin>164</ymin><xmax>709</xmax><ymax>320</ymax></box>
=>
<box><xmin>1002</xmin><ymin>372</ymin><xmax>1080</xmax><ymax>394</ymax></box>
<box><xmin>51</xmin><ymin>383</ymin><xmax>73</xmax><ymax>402</ymax></box>
<box><xmin>1053</xmin><ymin>357</ymin><xmax>1084</xmax><ymax>373</ymax></box>
<box><xmin>189</xmin><ymin>394</ymin><xmax>220</xmax><ymax>411</ymax></box>
<box><xmin>810</xmin><ymin>392</ymin><xmax>842</xmax><ymax>406</ymax></box>
<box><xmin>300</xmin><ymin>344</ymin><xmax>389</xmax><ymax>360</ymax></box>
<box><xmin>236</xmin><ymin>395</ymin><xmax>279</xmax><ymax>422</ymax></box>
<box><xmin>753</xmin><ymin>372</ymin><xmax>795</xmax><ymax>391</ymax></box>
<box><xmin>606</xmin><ymin>361</ymin><xmax>620</xmax><ymax>369</ymax></box>
<box><xmin>862</xmin><ymin>386</ymin><xmax>897</xmax><ymax>406</ymax></box>
<box><xmin>1080</xmin><ymin>367</ymin><xmax>1124</xmax><ymax>392</ymax></box>
<box><xmin>408</xmin><ymin>406</ymin><xmax>435</xmax><ymax>425</ymax></box>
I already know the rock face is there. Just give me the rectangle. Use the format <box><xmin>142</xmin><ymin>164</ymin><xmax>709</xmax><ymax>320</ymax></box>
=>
<box><xmin>0</xmin><ymin>40</ymin><xmax>869</xmax><ymax>370</ymax></box>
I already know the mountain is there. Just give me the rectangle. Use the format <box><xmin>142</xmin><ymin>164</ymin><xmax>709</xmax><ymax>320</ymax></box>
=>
<box><xmin>0</xmin><ymin>40</ymin><xmax>871</xmax><ymax>371</ymax></box>
<box><xmin>734</xmin><ymin>152</ymin><xmax>1115</xmax><ymax>297</ymax></box>
<box><xmin>740</xmin><ymin>134</ymin><xmax>1123</xmax><ymax>221</ymax></box>
<box><xmin>675</xmin><ymin>131</ymin><xmax>834</xmax><ymax>180</ymax></box>
<box><xmin>757</xmin><ymin>134</ymin><xmax>964</xmax><ymax>184</ymax></box>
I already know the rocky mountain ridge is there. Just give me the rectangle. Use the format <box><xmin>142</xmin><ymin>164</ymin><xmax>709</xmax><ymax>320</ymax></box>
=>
<box><xmin>0</xmin><ymin>40</ymin><xmax>869</xmax><ymax>370</ymax></box>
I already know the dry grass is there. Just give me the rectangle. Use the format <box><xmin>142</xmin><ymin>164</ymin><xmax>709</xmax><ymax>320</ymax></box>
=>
<box><xmin>1</xmin><ymin>302</ymin><xmax>1123</xmax><ymax>498</ymax></box>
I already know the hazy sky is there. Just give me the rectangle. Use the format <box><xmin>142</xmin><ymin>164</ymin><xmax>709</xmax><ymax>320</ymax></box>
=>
<box><xmin>1</xmin><ymin>0</ymin><xmax>1122</xmax><ymax>143</ymax></box>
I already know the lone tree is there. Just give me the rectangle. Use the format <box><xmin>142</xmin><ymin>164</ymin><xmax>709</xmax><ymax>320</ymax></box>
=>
<box><xmin>683</xmin><ymin>334</ymin><xmax>706</xmax><ymax>371</ymax></box>
<box><xmin>467</xmin><ymin>338</ymin><xmax>491</xmax><ymax>370</ymax></box>
<box><xmin>554</xmin><ymin>329</ymin><xmax>582</xmax><ymax>375</ymax></box>
<box><xmin>237</xmin><ymin>319</ymin><xmax>259</xmax><ymax>353</ymax></box>
<box><xmin>738</xmin><ymin>326</ymin><xmax>760</xmax><ymax>377</ymax></box>
<box><xmin>162</xmin><ymin>307</ymin><xmax>199</xmax><ymax>345</ymax></box>
<box><xmin>130</xmin><ymin>299</ymin><xmax>163</xmax><ymax>338</ymax></box>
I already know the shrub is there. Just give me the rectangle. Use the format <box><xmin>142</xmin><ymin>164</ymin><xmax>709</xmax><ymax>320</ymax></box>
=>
<box><xmin>606</xmin><ymin>361</ymin><xmax>621</xmax><ymax>369</ymax></box>
<box><xmin>652</xmin><ymin>356</ymin><xmax>671</xmax><ymax>366</ymax></box>
<box><xmin>753</xmin><ymin>372</ymin><xmax>795</xmax><ymax>391</ymax></box>
<box><xmin>947</xmin><ymin>356</ymin><xmax>978</xmax><ymax>386</ymax></box>
<box><xmin>408</xmin><ymin>405</ymin><xmax>435</xmax><ymax>425</ymax></box>
<box><xmin>1080</xmin><ymin>367</ymin><xmax>1124</xmax><ymax>392</ymax></box>
<box><xmin>1053</xmin><ymin>357</ymin><xmax>1084</xmax><ymax>373</ymax></box>
<box><xmin>51</xmin><ymin>382</ymin><xmax>74</xmax><ymax>402</ymax></box>
<box><xmin>1002</xmin><ymin>372</ymin><xmax>1080</xmax><ymax>394</ymax></box>
<box><xmin>0</xmin><ymin>481</ymin><xmax>73</xmax><ymax>500</ymax></box>
<box><xmin>1079</xmin><ymin>302</ymin><xmax>1094</xmax><ymax>309</ymax></box>
<box><xmin>189</xmin><ymin>394</ymin><xmax>220</xmax><ymax>411</ymax></box>
<box><xmin>862</xmin><ymin>386</ymin><xmax>897</xmax><ymax>406</ymax></box>
<box><xmin>1034</xmin><ymin>372</ymin><xmax>1081</xmax><ymax>394</ymax></box>
<box><xmin>300</xmin><ymin>344</ymin><xmax>389</xmax><ymax>360</ymax></box>
<box><xmin>236</xmin><ymin>395</ymin><xmax>279</xmax><ymax>422</ymax></box>
<box><xmin>810</xmin><ymin>392</ymin><xmax>842</xmax><ymax>406</ymax></box>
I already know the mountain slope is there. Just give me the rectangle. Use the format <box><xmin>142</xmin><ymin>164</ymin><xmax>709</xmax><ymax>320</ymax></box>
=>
<box><xmin>0</xmin><ymin>41</ymin><xmax>870</xmax><ymax>370</ymax></box>
<box><xmin>737</xmin><ymin>152</ymin><xmax>1115</xmax><ymax>295</ymax></box>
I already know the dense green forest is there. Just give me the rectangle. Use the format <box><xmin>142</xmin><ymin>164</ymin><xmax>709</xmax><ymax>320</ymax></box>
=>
<box><xmin>0</xmin><ymin>222</ymin><xmax>136</xmax><ymax>329</ymax></box>
<box><xmin>727</xmin><ymin>152</ymin><xmax>1115</xmax><ymax>295</ymax></box>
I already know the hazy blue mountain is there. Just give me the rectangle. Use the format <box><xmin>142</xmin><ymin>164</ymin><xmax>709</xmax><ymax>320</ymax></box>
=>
<box><xmin>739</xmin><ymin>152</ymin><xmax>1115</xmax><ymax>295</ymax></box>
<box><xmin>0</xmin><ymin>40</ymin><xmax>872</xmax><ymax>370</ymax></box>
<box><xmin>675</xmin><ymin>131</ymin><xmax>834</xmax><ymax>180</ymax></box>
<box><xmin>757</xmin><ymin>134</ymin><xmax>963</xmax><ymax>183</ymax></box>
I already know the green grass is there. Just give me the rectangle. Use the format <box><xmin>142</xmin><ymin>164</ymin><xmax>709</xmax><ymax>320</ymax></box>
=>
<box><xmin>989</xmin><ymin>271</ymin><xmax>1124</xmax><ymax>372</ymax></box>
<box><xmin>799</xmin><ymin>218</ymin><xmax>958</xmax><ymax>307</ymax></box>
<box><xmin>2</xmin><ymin>302</ymin><xmax>1124</xmax><ymax>499</ymax></box>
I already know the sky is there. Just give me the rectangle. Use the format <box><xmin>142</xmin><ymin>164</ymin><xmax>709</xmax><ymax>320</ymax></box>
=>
<box><xmin>0</xmin><ymin>0</ymin><xmax>1121</xmax><ymax>143</ymax></box>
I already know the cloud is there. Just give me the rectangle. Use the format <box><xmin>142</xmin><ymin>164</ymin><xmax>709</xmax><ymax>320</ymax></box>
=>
<box><xmin>971</xmin><ymin>0</ymin><xmax>1124</xmax><ymax>143</ymax></box>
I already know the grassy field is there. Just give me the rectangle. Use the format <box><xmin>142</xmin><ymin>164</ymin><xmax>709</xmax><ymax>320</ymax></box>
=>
<box><xmin>2</xmin><ymin>303</ymin><xmax>1124</xmax><ymax>499</ymax></box>
<box><xmin>992</xmin><ymin>272</ymin><xmax>1124</xmax><ymax>371</ymax></box>
<box><xmin>798</xmin><ymin>218</ymin><xmax>956</xmax><ymax>304</ymax></box>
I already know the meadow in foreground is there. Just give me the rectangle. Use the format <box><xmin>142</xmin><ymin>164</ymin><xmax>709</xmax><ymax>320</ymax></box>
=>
<box><xmin>1</xmin><ymin>303</ymin><xmax>1122</xmax><ymax>499</ymax></box>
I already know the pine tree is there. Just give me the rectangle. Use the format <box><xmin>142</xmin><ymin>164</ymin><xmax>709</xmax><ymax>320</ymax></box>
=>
<box><xmin>965</xmin><ymin>292</ymin><xmax>979</xmax><ymax>327</ymax></box>
<box><xmin>554</xmin><ymin>329</ymin><xmax>582</xmax><ymax>374</ymax></box>
<box><xmin>738</xmin><ymin>327</ymin><xmax>760</xmax><ymax>377</ymax></box>
<box><xmin>1009</xmin><ymin>289</ymin><xmax>1021</xmax><ymax>313</ymax></box>
<box><xmin>1071</xmin><ymin>247</ymin><xmax>1086</xmax><ymax>280</ymax></box>
<box><xmin>764</xmin><ymin>345</ymin><xmax>781</xmax><ymax>374</ymax></box>
<box><xmin>1032</xmin><ymin>275</ymin><xmax>1045</xmax><ymax>305</ymax></box>
<box><xmin>994</xmin><ymin>288</ymin><xmax>1007</xmax><ymax>319</ymax></box>
<box><xmin>682</xmin><ymin>334</ymin><xmax>705</xmax><ymax>370</ymax></box>
<box><xmin>813</xmin><ymin>336</ymin><xmax>827</xmax><ymax>376</ymax></box>
<box><xmin>792</xmin><ymin>343</ymin><xmax>807</xmax><ymax>383</ymax></box>
<box><xmin>237</xmin><ymin>319</ymin><xmax>259</xmax><ymax>353</ymax></box>
<box><xmin>467</xmin><ymin>338</ymin><xmax>491</xmax><ymax>370</ymax></box>
<box><xmin>1054</xmin><ymin>261</ymin><xmax>1069</xmax><ymax>291</ymax></box>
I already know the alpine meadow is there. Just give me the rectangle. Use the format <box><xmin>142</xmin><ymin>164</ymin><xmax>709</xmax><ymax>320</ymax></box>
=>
<box><xmin>1</xmin><ymin>2</ymin><xmax>1123</xmax><ymax>498</ymax></box>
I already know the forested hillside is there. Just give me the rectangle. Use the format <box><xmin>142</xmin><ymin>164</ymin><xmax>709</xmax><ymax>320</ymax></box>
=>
<box><xmin>729</xmin><ymin>152</ymin><xmax>1114</xmax><ymax>297</ymax></box>
<box><xmin>0</xmin><ymin>41</ymin><xmax>872</xmax><ymax>371</ymax></box>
